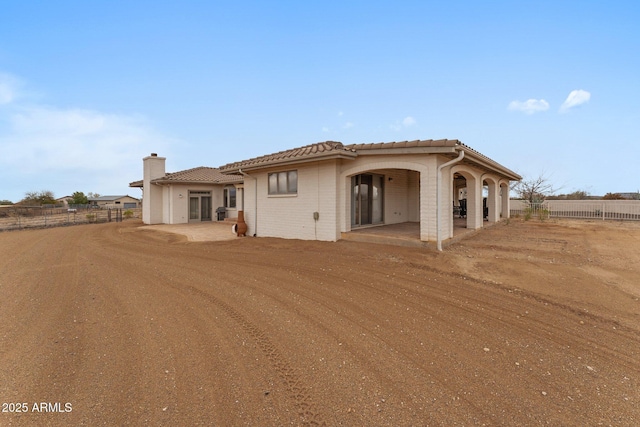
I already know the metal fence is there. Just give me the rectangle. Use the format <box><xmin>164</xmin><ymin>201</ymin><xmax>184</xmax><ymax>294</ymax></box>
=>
<box><xmin>0</xmin><ymin>207</ymin><xmax>141</xmax><ymax>231</ymax></box>
<box><xmin>510</xmin><ymin>200</ymin><xmax>640</xmax><ymax>221</ymax></box>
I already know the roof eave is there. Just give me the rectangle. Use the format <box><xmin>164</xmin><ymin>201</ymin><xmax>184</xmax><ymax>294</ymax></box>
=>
<box><xmin>152</xmin><ymin>178</ymin><xmax>242</xmax><ymax>185</ymax></box>
<box><xmin>461</xmin><ymin>150</ymin><xmax>522</xmax><ymax>181</ymax></box>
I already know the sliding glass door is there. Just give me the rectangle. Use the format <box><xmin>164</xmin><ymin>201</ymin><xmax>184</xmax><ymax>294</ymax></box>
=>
<box><xmin>189</xmin><ymin>191</ymin><xmax>212</xmax><ymax>222</ymax></box>
<box><xmin>351</xmin><ymin>173</ymin><xmax>384</xmax><ymax>227</ymax></box>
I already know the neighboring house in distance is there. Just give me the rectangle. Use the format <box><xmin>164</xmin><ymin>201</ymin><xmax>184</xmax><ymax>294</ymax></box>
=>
<box><xmin>129</xmin><ymin>154</ymin><xmax>243</xmax><ymax>224</ymax></box>
<box><xmin>55</xmin><ymin>196</ymin><xmax>72</xmax><ymax>206</ymax></box>
<box><xmin>89</xmin><ymin>195</ymin><xmax>140</xmax><ymax>209</ymax></box>
<box><xmin>617</xmin><ymin>192</ymin><xmax>640</xmax><ymax>200</ymax></box>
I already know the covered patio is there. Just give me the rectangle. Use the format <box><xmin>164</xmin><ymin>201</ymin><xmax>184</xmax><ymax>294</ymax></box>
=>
<box><xmin>341</xmin><ymin>218</ymin><xmax>485</xmax><ymax>248</ymax></box>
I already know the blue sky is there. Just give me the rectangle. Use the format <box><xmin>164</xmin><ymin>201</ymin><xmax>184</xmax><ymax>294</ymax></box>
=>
<box><xmin>1</xmin><ymin>0</ymin><xmax>638</xmax><ymax>202</ymax></box>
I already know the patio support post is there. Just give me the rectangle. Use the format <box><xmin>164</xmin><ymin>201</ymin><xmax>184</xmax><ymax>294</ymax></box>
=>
<box><xmin>437</xmin><ymin>149</ymin><xmax>464</xmax><ymax>251</ymax></box>
<box><xmin>238</xmin><ymin>169</ymin><xmax>257</xmax><ymax>236</ymax></box>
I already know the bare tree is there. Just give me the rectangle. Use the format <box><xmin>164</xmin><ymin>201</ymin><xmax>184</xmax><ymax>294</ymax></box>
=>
<box><xmin>20</xmin><ymin>190</ymin><xmax>56</xmax><ymax>206</ymax></box>
<box><xmin>513</xmin><ymin>173</ymin><xmax>559</xmax><ymax>203</ymax></box>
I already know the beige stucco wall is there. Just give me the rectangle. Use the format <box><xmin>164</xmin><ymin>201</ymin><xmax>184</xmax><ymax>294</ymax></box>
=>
<box><xmin>161</xmin><ymin>184</ymin><xmax>233</xmax><ymax>224</ymax></box>
<box><xmin>241</xmin><ymin>160</ymin><xmax>340</xmax><ymax>241</ymax></box>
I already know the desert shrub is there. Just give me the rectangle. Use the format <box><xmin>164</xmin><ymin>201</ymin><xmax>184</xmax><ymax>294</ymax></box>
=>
<box><xmin>524</xmin><ymin>207</ymin><xmax>533</xmax><ymax>221</ymax></box>
<box><xmin>538</xmin><ymin>208</ymin><xmax>550</xmax><ymax>221</ymax></box>
<box><xmin>123</xmin><ymin>209</ymin><xmax>134</xmax><ymax>219</ymax></box>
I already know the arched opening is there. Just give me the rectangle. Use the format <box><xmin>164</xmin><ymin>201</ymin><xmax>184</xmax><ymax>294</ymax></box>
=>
<box><xmin>342</xmin><ymin>165</ymin><xmax>424</xmax><ymax>242</ymax></box>
<box><xmin>482</xmin><ymin>177</ymin><xmax>499</xmax><ymax>223</ymax></box>
<box><xmin>452</xmin><ymin>169</ymin><xmax>481</xmax><ymax>231</ymax></box>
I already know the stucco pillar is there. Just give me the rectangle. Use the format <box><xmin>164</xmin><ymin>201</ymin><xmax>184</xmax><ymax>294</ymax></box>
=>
<box><xmin>442</xmin><ymin>169</ymin><xmax>454</xmax><ymax>240</ymax></box>
<box><xmin>486</xmin><ymin>179</ymin><xmax>500</xmax><ymax>223</ymax></box>
<box><xmin>501</xmin><ymin>183</ymin><xmax>511</xmax><ymax>219</ymax></box>
<box><xmin>420</xmin><ymin>164</ymin><xmax>438</xmax><ymax>241</ymax></box>
<box><xmin>466</xmin><ymin>176</ymin><xmax>482</xmax><ymax>230</ymax></box>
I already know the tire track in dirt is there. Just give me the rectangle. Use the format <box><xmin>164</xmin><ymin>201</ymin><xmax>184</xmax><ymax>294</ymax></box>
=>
<box><xmin>195</xmin><ymin>259</ymin><xmax>523</xmax><ymax>424</ymax></box>
<box><xmin>239</xmin><ymin>252</ymin><xmax>640</xmax><ymax>423</ymax></box>
<box><xmin>99</xmin><ymin>223</ymin><xmax>338</xmax><ymax>413</ymax></box>
<box><xmin>94</xmin><ymin>223</ymin><xmax>640</xmax><ymax>423</ymax></box>
<box><xmin>178</xmin><ymin>283</ymin><xmax>327</xmax><ymax>426</ymax></box>
<box><xmin>92</xmin><ymin>226</ymin><xmax>329</xmax><ymax>422</ymax></box>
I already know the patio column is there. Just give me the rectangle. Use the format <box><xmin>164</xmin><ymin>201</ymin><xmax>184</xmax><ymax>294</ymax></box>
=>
<box><xmin>486</xmin><ymin>179</ymin><xmax>500</xmax><ymax>223</ymax></box>
<box><xmin>501</xmin><ymin>182</ymin><xmax>511</xmax><ymax>219</ymax></box>
<box><xmin>466</xmin><ymin>175</ymin><xmax>483</xmax><ymax>230</ymax></box>
<box><xmin>420</xmin><ymin>164</ymin><xmax>438</xmax><ymax>242</ymax></box>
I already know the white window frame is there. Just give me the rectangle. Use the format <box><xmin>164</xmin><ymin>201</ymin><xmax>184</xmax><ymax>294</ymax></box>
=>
<box><xmin>223</xmin><ymin>185</ymin><xmax>237</xmax><ymax>208</ymax></box>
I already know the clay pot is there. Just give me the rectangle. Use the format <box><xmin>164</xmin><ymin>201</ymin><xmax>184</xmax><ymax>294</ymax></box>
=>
<box><xmin>236</xmin><ymin>210</ymin><xmax>248</xmax><ymax>237</ymax></box>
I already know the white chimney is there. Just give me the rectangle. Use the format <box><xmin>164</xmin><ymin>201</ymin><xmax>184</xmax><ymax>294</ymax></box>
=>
<box><xmin>142</xmin><ymin>153</ymin><xmax>166</xmax><ymax>224</ymax></box>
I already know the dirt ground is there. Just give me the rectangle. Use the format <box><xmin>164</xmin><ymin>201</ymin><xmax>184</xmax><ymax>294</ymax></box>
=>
<box><xmin>0</xmin><ymin>218</ymin><xmax>638</xmax><ymax>426</ymax></box>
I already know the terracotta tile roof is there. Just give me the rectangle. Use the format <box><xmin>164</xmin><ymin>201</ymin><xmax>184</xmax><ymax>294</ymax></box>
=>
<box><xmin>159</xmin><ymin>166</ymin><xmax>238</xmax><ymax>184</ymax></box>
<box><xmin>129</xmin><ymin>167</ymin><xmax>242</xmax><ymax>188</ymax></box>
<box><xmin>129</xmin><ymin>138</ymin><xmax>521</xmax><ymax>185</ymax></box>
<box><xmin>158</xmin><ymin>167</ymin><xmax>243</xmax><ymax>184</ymax></box>
<box><xmin>219</xmin><ymin>141</ymin><xmax>357</xmax><ymax>172</ymax></box>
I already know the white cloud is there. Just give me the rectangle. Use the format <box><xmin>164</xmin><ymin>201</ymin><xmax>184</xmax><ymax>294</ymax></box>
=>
<box><xmin>402</xmin><ymin>116</ymin><xmax>416</xmax><ymax>126</ymax></box>
<box><xmin>322</xmin><ymin>126</ymin><xmax>329</xmax><ymax>132</ymax></box>
<box><xmin>0</xmin><ymin>71</ymin><xmax>178</xmax><ymax>202</ymax></box>
<box><xmin>559</xmin><ymin>89</ymin><xmax>591</xmax><ymax>113</ymax></box>
<box><xmin>0</xmin><ymin>73</ymin><xmax>21</xmax><ymax>105</ymax></box>
<box><xmin>0</xmin><ymin>106</ymin><xmax>172</xmax><ymax>173</ymax></box>
<box><xmin>342</xmin><ymin>121</ymin><xmax>354</xmax><ymax>129</ymax></box>
<box><xmin>507</xmin><ymin>99</ymin><xmax>550</xmax><ymax>114</ymax></box>
<box><xmin>0</xmin><ymin>105</ymin><xmax>175</xmax><ymax>203</ymax></box>
<box><xmin>391</xmin><ymin>116</ymin><xmax>417</xmax><ymax>131</ymax></box>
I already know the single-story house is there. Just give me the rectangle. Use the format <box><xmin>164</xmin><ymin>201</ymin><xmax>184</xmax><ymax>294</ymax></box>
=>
<box><xmin>89</xmin><ymin>195</ymin><xmax>140</xmax><ymax>209</ymax></box>
<box><xmin>132</xmin><ymin>139</ymin><xmax>521</xmax><ymax>249</ymax></box>
<box><xmin>55</xmin><ymin>196</ymin><xmax>72</xmax><ymax>206</ymax></box>
<box><xmin>129</xmin><ymin>155</ymin><xmax>243</xmax><ymax>224</ymax></box>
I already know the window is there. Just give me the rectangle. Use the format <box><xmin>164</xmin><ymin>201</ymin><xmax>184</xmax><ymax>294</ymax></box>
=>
<box><xmin>268</xmin><ymin>170</ymin><xmax>297</xmax><ymax>195</ymax></box>
<box><xmin>223</xmin><ymin>185</ymin><xmax>236</xmax><ymax>208</ymax></box>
